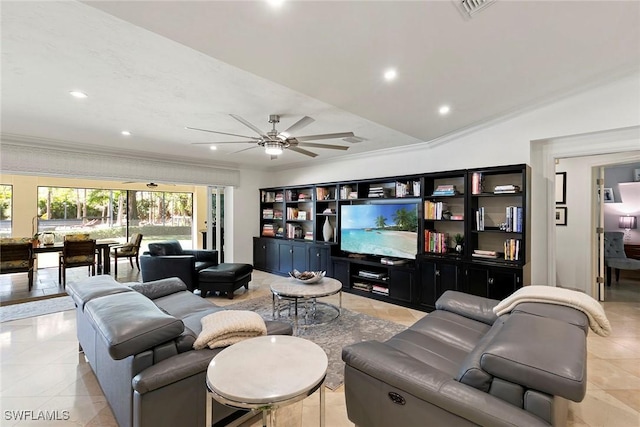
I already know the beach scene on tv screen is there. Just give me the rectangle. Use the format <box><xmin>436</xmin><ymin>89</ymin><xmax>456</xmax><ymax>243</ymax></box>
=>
<box><xmin>341</xmin><ymin>204</ymin><xmax>418</xmax><ymax>259</ymax></box>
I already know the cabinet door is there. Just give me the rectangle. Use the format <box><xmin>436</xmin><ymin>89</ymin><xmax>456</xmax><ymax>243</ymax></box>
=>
<box><xmin>488</xmin><ymin>268</ymin><xmax>519</xmax><ymax>300</ymax></box>
<box><xmin>278</xmin><ymin>243</ymin><xmax>294</xmax><ymax>273</ymax></box>
<box><xmin>464</xmin><ymin>266</ymin><xmax>489</xmax><ymax>298</ymax></box>
<box><xmin>308</xmin><ymin>246</ymin><xmax>328</xmax><ymax>272</ymax></box>
<box><xmin>265</xmin><ymin>240</ymin><xmax>278</xmax><ymax>272</ymax></box>
<box><xmin>388</xmin><ymin>269</ymin><xmax>414</xmax><ymax>303</ymax></box>
<box><xmin>419</xmin><ymin>261</ymin><xmax>437</xmax><ymax>308</ymax></box>
<box><xmin>253</xmin><ymin>239</ymin><xmax>267</xmax><ymax>270</ymax></box>
<box><xmin>438</xmin><ymin>262</ymin><xmax>460</xmax><ymax>297</ymax></box>
<box><xmin>332</xmin><ymin>260</ymin><xmax>350</xmax><ymax>290</ymax></box>
<box><xmin>292</xmin><ymin>244</ymin><xmax>307</xmax><ymax>272</ymax></box>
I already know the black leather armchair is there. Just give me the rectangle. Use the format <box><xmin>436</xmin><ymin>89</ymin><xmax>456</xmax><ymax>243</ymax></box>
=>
<box><xmin>139</xmin><ymin>241</ymin><xmax>218</xmax><ymax>291</ymax></box>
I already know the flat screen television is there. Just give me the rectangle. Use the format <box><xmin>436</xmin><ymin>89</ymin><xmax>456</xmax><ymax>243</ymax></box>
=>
<box><xmin>340</xmin><ymin>202</ymin><xmax>419</xmax><ymax>259</ymax></box>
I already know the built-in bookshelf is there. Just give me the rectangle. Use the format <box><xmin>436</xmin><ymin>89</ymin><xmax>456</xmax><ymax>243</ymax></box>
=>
<box><xmin>256</xmin><ymin>164</ymin><xmax>530</xmax><ymax>311</ymax></box>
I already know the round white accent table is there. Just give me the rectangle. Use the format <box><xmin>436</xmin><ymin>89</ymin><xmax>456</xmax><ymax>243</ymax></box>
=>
<box><xmin>270</xmin><ymin>277</ymin><xmax>342</xmax><ymax>332</ymax></box>
<box><xmin>206</xmin><ymin>335</ymin><xmax>328</xmax><ymax>427</ymax></box>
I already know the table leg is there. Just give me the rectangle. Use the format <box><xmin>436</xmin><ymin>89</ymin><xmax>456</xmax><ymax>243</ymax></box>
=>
<box><xmin>293</xmin><ymin>299</ymin><xmax>299</xmax><ymax>334</ymax></box>
<box><xmin>206</xmin><ymin>390</ymin><xmax>212</xmax><ymax>427</ymax></box>
<box><xmin>339</xmin><ymin>291</ymin><xmax>342</xmax><ymax>314</ymax></box>
<box><xmin>272</xmin><ymin>293</ymin><xmax>276</xmax><ymax>319</ymax></box>
<box><xmin>320</xmin><ymin>380</ymin><xmax>325</xmax><ymax>427</ymax></box>
<box><xmin>103</xmin><ymin>247</ymin><xmax>111</xmax><ymax>274</ymax></box>
<box><xmin>97</xmin><ymin>249</ymin><xmax>104</xmax><ymax>274</ymax></box>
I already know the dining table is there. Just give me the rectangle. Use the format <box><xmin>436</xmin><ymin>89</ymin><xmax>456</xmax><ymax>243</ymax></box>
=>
<box><xmin>33</xmin><ymin>239</ymin><xmax>119</xmax><ymax>275</ymax></box>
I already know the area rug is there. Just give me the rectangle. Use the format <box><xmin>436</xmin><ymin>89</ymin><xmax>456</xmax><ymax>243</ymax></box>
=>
<box><xmin>224</xmin><ymin>295</ymin><xmax>407</xmax><ymax>390</ymax></box>
<box><xmin>0</xmin><ymin>296</ymin><xmax>75</xmax><ymax>322</ymax></box>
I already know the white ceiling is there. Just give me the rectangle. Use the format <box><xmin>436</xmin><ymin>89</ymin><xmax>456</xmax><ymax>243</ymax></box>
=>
<box><xmin>2</xmin><ymin>1</ymin><xmax>639</xmax><ymax>171</ymax></box>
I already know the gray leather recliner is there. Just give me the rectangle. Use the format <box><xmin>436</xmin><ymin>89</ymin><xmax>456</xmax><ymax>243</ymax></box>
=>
<box><xmin>342</xmin><ymin>291</ymin><xmax>589</xmax><ymax>427</ymax></box>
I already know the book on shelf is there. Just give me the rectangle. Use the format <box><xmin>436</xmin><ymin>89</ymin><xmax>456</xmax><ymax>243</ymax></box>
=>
<box><xmin>297</xmin><ymin>211</ymin><xmax>307</xmax><ymax>220</ymax></box>
<box><xmin>285</xmin><ymin>189</ymin><xmax>298</xmax><ymax>202</ymax></box>
<box><xmin>316</xmin><ymin>187</ymin><xmax>333</xmax><ymax>200</ymax></box>
<box><xmin>504</xmin><ymin>206</ymin><xmax>523</xmax><ymax>232</ymax></box>
<box><xmin>432</xmin><ymin>184</ymin><xmax>458</xmax><ymax>196</ymax></box>
<box><xmin>371</xmin><ymin>285</ymin><xmax>389</xmax><ymax>296</ymax></box>
<box><xmin>261</xmin><ymin>224</ymin><xmax>275</xmax><ymax>237</ymax></box>
<box><xmin>262</xmin><ymin>191</ymin><xmax>276</xmax><ymax>203</ymax></box>
<box><xmin>262</xmin><ymin>208</ymin><xmax>274</xmax><ymax>219</ymax></box>
<box><xmin>504</xmin><ymin>239</ymin><xmax>521</xmax><ymax>261</ymax></box>
<box><xmin>450</xmin><ymin>214</ymin><xmax>464</xmax><ymax>220</ymax></box>
<box><xmin>424</xmin><ymin>230</ymin><xmax>448</xmax><ymax>253</ymax></box>
<box><xmin>358</xmin><ymin>270</ymin><xmax>387</xmax><ymax>279</ymax></box>
<box><xmin>475</xmin><ymin>207</ymin><xmax>485</xmax><ymax>231</ymax></box>
<box><xmin>424</xmin><ymin>201</ymin><xmax>448</xmax><ymax>220</ymax></box>
<box><xmin>304</xmin><ymin>231</ymin><xmax>314</xmax><ymax>240</ymax></box>
<box><xmin>395</xmin><ymin>181</ymin><xmax>420</xmax><ymax>197</ymax></box>
<box><xmin>297</xmin><ymin>193</ymin><xmax>310</xmax><ymax>201</ymax></box>
<box><xmin>472</xmin><ymin>253</ymin><xmax>500</xmax><ymax>259</ymax></box>
<box><xmin>471</xmin><ymin>173</ymin><xmax>484</xmax><ymax>195</ymax></box>
<box><xmin>353</xmin><ymin>282</ymin><xmax>373</xmax><ymax>292</ymax></box>
<box><xmin>339</xmin><ymin>186</ymin><xmax>352</xmax><ymax>200</ymax></box>
<box><xmin>274</xmin><ymin>193</ymin><xmax>284</xmax><ymax>202</ymax></box>
<box><xmin>494</xmin><ymin>185</ymin><xmax>520</xmax><ymax>194</ymax></box>
<box><xmin>273</xmin><ymin>210</ymin><xmax>283</xmax><ymax>219</ymax></box>
<box><xmin>368</xmin><ymin>186</ymin><xmax>386</xmax><ymax>198</ymax></box>
<box><xmin>286</xmin><ymin>207</ymin><xmax>299</xmax><ymax>220</ymax></box>
<box><xmin>474</xmin><ymin>249</ymin><xmax>497</xmax><ymax>256</ymax></box>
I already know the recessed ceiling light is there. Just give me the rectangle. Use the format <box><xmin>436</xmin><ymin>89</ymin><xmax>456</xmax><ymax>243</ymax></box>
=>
<box><xmin>69</xmin><ymin>91</ymin><xmax>88</xmax><ymax>98</ymax></box>
<box><xmin>121</xmin><ymin>130</ymin><xmax>131</xmax><ymax>136</ymax></box>
<box><xmin>210</xmin><ymin>146</ymin><xmax>217</xmax><ymax>151</ymax></box>
<box><xmin>267</xmin><ymin>0</ymin><xmax>285</xmax><ymax>8</ymax></box>
<box><xmin>383</xmin><ymin>69</ymin><xmax>397</xmax><ymax>81</ymax></box>
<box><xmin>439</xmin><ymin>105</ymin><xmax>451</xmax><ymax>115</ymax></box>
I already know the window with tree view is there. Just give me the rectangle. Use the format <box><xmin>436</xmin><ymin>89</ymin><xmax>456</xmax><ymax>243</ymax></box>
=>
<box><xmin>0</xmin><ymin>185</ymin><xmax>12</xmax><ymax>238</ymax></box>
<box><xmin>36</xmin><ymin>187</ymin><xmax>194</xmax><ymax>251</ymax></box>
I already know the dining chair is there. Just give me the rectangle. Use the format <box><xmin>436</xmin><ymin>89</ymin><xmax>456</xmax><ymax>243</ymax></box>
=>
<box><xmin>111</xmin><ymin>233</ymin><xmax>143</xmax><ymax>277</ymax></box>
<box><xmin>0</xmin><ymin>238</ymin><xmax>35</xmax><ymax>290</ymax></box>
<box><xmin>59</xmin><ymin>234</ymin><xmax>96</xmax><ymax>286</ymax></box>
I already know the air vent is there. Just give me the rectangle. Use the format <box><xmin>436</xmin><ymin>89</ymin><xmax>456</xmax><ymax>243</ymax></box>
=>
<box><xmin>456</xmin><ymin>0</ymin><xmax>496</xmax><ymax>18</ymax></box>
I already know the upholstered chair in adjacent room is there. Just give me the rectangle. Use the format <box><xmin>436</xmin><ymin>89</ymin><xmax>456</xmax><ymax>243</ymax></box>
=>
<box><xmin>59</xmin><ymin>234</ymin><xmax>96</xmax><ymax>286</ymax></box>
<box><xmin>111</xmin><ymin>233</ymin><xmax>143</xmax><ymax>277</ymax></box>
<box><xmin>603</xmin><ymin>231</ymin><xmax>640</xmax><ymax>286</ymax></box>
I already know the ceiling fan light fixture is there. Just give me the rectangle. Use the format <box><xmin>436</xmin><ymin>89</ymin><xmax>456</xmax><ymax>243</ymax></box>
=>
<box><xmin>264</xmin><ymin>142</ymin><xmax>283</xmax><ymax>156</ymax></box>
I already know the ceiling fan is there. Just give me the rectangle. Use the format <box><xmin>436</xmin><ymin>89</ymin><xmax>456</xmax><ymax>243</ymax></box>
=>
<box><xmin>188</xmin><ymin>114</ymin><xmax>355</xmax><ymax>158</ymax></box>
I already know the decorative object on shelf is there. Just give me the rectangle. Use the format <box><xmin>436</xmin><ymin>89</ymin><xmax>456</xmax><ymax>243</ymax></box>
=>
<box><xmin>323</xmin><ymin>216</ymin><xmax>333</xmax><ymax>242</ymax></box>
<box><xmin>288</xmin><ymin>269</ymin><xmax>326</xmax><ymax>284</ymax></box>
<box><xmin>602</xmin><ymin>187</ymin><xmax>614</xmax><ymax>203</ymax></box>
<box><xmin>454</xmin><ymin>233</ymin><xmax>464</xmax><ymax>253</ymax></box>
<box><xmin>555</xmin><ymin>206</ymin><xmax>567</xmax><ymax>226</ymax></box>
<box><xmin>618</xmin><ymin>215</ymin><xmax>637</xmax><ymax>241</ymax></box>
<box><xmin>471</xmin><ymin>172</ymin><xmax>484</xmax><ymax>195</ymax></box>
<box><xmin>555</xmin><ymin>172</ymin><xmax>566</xmax><ymax>204</ymax></box>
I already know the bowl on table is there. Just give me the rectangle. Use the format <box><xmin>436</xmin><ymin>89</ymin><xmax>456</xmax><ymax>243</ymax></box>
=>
<box><xmin>288</xmin><ymin>270</ymin><xmax>326</xmax><ymax>284</ymax></box>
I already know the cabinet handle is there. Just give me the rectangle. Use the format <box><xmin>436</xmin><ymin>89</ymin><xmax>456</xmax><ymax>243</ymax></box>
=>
<box><xmin>488</xmin><ymin>278</ymin><xmax>494</xmax><ymax>285</ymax></box>
<box><xmin>317</xmin><ymin>253</ymin><xmax>320</xmax><ymax>257</ymax></box>
<box><xmin>262</xmin><ymin>245</ymin><xmax>266</xmax><ymax>249</ymax></box>
<box><xmin>290</xmin><ymin>249</ymin><xmax>293</xmax><ymax>254</ymax></box>
<box><xmin>435</xmin><ymin>270</ymin><xmax>440</xmax><ymax>276</ymax></box>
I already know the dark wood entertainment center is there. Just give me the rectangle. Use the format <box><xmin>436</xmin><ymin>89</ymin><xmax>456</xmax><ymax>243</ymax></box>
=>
<box><xmin>254</xmin><ymin>163</ymin><xmax>531</xmax><ymax>311</ymax></box>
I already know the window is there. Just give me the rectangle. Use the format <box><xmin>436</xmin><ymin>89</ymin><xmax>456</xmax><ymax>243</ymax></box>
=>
<box><xmin>0</xmin><ymin>185</ymin><xmax>12</xmax><ymax>237</ymax></box>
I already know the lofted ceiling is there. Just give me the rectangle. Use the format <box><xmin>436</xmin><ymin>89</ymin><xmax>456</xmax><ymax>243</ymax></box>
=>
<box><xmin>2</xmin><ymin>1</ymin><xmax>639</xmax><ymax>171</ymax></box>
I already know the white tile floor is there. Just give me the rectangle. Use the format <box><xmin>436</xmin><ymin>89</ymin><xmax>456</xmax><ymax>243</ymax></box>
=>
<box><xmin>0</xmin><ymin>269</ymin><xmax>639</xmax><ymax>426</ymax></box>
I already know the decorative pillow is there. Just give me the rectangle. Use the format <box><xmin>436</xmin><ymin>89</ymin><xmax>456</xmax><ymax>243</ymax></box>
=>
<box><xmin>193</xmin><ymin>310</ymin><xmax>267</xmax><ymax>350</ymax></box>
<box><xmin>147</xmin><ymin>243</ymin><xmax>167</xmax><ymax>256</ymax></box>
<box><xmin>148</xmin><ymin>241</ymin><xmax>183</xmax><ymax>256</ymax></box>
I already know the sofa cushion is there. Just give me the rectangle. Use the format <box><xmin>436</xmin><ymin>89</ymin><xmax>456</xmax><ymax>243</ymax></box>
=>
<box><xmin>85</xmin><ymin>291</ymin><xmax>185</xmax><ymax>360</ymax></box>
<box><xmin>456</xmin><ymin>317</ymin><xmax>506</xmax><ymax>392</ymax></box>
<box><xmin>148</xmin><ymin>241</ymin><xmax>183</xmax><ymax>256</ymax></box>
<box><xmin>480</xmin><ymin>312</ymin><xmax>587</xmax><ymax>402</ymax></box>
<box><xmin>408</xmin><ymin>310</ymin><xmax>493</xmax><ymax>352</ymax></box>
<box><xmin>153</xmin><ymin>291</ymin><xmax>223</xmax><ymax>319</ymax></box>
<box><xmin>66</xmin><ymin>275</ymin><xmax>134</xmax><ymax>310</ymax></box>
<box><xmin>199</xmin><ymin>264</ymin><xmax>253</xmax><ymax>283</ymax></box>
<box><xmin>128</xmin><ymin>277</ymin><xmax>188</xmax><ymax>300</ymax></box>
<box><xmin>512</xmin><ymin>302</ymin><xmax>588</xmax><ymax>334</ymax></box>
<box><xmin>436</xmin><ymin>290</ymin><xmax>499</xmax><ymax>326</ymax></box>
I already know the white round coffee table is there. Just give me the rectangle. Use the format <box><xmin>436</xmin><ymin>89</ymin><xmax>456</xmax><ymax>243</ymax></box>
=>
<box><xmin>270</xmin><ymin>277</ymin><xmax>342</xmax><ymax>331</ymax></box>
<box><xmin>206</xmin><ymin>335</ymin><xmax>328</xmax><ymax>427</ymax></box>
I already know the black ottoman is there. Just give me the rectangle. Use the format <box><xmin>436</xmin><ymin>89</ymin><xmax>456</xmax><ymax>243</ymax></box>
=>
<box><xmin>198</xmin><ymin>263</ymin><xmax>253</xmax><ymax>299</ymax></box>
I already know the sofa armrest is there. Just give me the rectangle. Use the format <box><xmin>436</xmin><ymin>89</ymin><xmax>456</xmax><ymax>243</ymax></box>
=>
<box><xmin>343</xmin><ymin>341</ymin><xmax>549</xmax><ymax>427</ymax></box>
<box><xmin>140</xmin><ymin>255</ymin><xmax>196</xmax><ymax>290</ymax></box>
<box><xmin>435</xmin><ymin>290</ymin><xmax>500</xmax><ymax>325</ymax></box>
<box><xmin>132</xmin><ymin>349</ymin><xmax>217</xmax><ymax>394</ymax></box>
<box><xmin>182</xmin><ymin>249</ymin><xmax>218</xmax><ymax>264</ymax></box>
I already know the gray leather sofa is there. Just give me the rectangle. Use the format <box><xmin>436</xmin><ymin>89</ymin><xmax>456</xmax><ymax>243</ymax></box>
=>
<box><xmin>342</xmin><ymin>290</ymin><xmax>588</xmax><ymax>427</ymax></box>
<box><xmin>66</xmin><ymin>275</ymin><xmax>292</xmax><ymax>427</ymax></box>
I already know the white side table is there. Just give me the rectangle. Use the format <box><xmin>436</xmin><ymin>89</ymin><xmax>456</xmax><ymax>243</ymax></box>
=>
<box><xmin>206</xmin><ymin>335</ymin><xmax>328</xmax><ymax>427</ymax></box>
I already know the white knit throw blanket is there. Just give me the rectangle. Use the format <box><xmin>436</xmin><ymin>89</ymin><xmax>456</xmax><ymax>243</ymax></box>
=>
<box><xmin>193</xmin><ymin>310</ymin><xmax>267</xmax><ymax>349</ymax></box>
<box><xmin>493</xmin><ymin>286</ymin><xmax>612</xmax><ymax>337</ymax></box>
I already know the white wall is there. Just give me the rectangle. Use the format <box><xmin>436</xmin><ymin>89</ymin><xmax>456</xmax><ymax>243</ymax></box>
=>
<box><xmin>241</xmin><ymin>72</ymin><xmax>640</xmax><ymax>287</ymax></box>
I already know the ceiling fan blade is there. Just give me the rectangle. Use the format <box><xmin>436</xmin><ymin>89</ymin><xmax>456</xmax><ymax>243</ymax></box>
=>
<box><xmin>185</xmin><ymin>126</ymin><xmax>260</xmax><ymax>140</ymax></box>
<box><xmin>191</xmin><ymin>141</ymin><xmax>256</xmax><ymax>145</ymax></box>
<box><xmin>289</xmin><ymin>146</ymin><xmax>318</xmax><ymax>158</ymax></box>
<box><xmin>228</xmin><ymin>146</ymin><xmax>259</xmax><ymax>155</ymax></box>
<box><xmin>295</xmin><ymin>132</ymin><xmax>355</xmax><ymax>142</ymax></box>
<box><xmin>229</xmin><ymin>114</ymin><xmax>269</xmax><ymax>139</ymax></box>
<box><xmin>296</xmin><ymin>142</ymin><xmax>349</xmax><ymax>151</ymax></box>
<box><xmin>281</xmin><ymin>116</ymin><xmax>314</xmax><ymax>136</ymax></box>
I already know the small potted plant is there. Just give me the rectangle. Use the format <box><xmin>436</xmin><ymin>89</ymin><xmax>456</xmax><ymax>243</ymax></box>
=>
<box><xmin>31</xmin><ymin>232</ymin><xmax>41</xmax><ymax>248</ymax></box>
<box><xmin>453</xmin><ymin>234</ymin><xmax>464</xmax><ymax>253</ymax></box>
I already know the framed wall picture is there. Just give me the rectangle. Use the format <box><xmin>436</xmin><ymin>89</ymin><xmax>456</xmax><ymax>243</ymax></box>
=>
<box><xmin>555</xmin><ymin>207</ymin><xmax>567</xmax><ymax>226</ymax></box>
<box><xmin>603</xmin><ymin>187</ymin><xmax>614</xmax><ymax>203</ymax></box>
<box><xmin>555</xmin><ymin>172</ymin><xmax>566</xmax><ymax>204</ymax></box>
